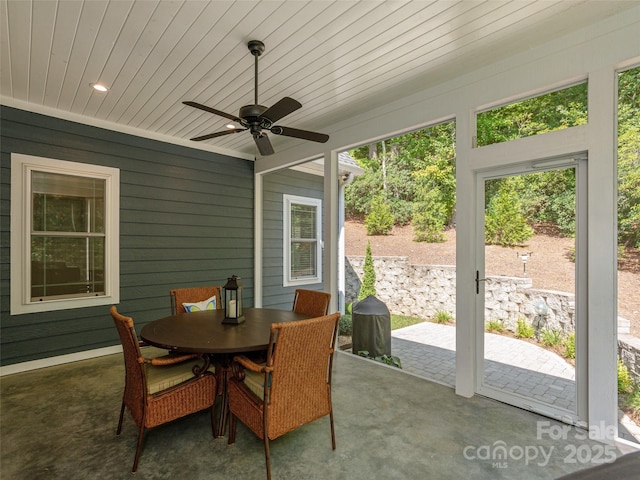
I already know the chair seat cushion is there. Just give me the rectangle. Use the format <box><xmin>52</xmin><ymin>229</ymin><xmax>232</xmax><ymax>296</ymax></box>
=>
<box><xmin>145</xmin><ymin>359</ymin><xmax>203</xmax><ymax>394</ymax></box>
<box><xmin>242</xmin><ymin>369</ymin><xmax>267</xmax><ymax>400</ymax></box>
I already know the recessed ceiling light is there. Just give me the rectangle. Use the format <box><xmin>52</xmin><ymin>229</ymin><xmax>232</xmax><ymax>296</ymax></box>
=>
<box><xmin>90</xmin><ymin>83</ymin><xmax>109</xmax><ymax>92</ymax></box>
<box><xmin>226</xmin><ymin>123</ymin><xmax>236</xmax><ymax>129</ymax></box>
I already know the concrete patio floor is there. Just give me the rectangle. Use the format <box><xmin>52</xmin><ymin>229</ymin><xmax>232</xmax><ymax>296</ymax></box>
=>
<box><xmin>389</xmin><ymin>321</ymin><xmax>640</xmax><ymax>445</ymax></box>
<box><xmin>1</xmin><ymin>349</ymin><xmax>635</xmax><ymax>479</ymax></box>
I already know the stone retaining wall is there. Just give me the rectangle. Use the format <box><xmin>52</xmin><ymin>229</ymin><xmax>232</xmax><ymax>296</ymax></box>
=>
<box><xmin>346</xmin><ymin>256</ymin><xmax>575</xmax><ymax>332</ymax></box>
<box><xmin>619</xmin><ymin>335</ymin><xmax>640</xmax><ymax>385</ymax></box>
<box><xmin>346</xmin><ymin>255</ymin><xmax>639</xmax><ymax>383</ymax></box>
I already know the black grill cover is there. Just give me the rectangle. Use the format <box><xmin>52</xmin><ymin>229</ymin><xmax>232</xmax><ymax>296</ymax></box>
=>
<box><xmin>352</xmin><ymin>295</ymin><xmax>391</xmax><ymax>357</ymax></box>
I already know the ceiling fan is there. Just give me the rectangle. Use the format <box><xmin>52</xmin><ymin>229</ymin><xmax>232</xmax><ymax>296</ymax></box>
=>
<box><xmin>183</xmin><ymin>40</ymin><xmax>329</xmax><ymax>156</ymax></box>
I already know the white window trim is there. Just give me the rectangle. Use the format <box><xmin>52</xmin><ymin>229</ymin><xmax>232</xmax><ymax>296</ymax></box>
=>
<box><xmin>10</xmin><ymin>153</ymin><xmax>120</xmax><ymax>315</ymax></box>
<box><xmin>283</xmin><ymin>194</ymin><xmax>322</xmax><ymax>287</ymax></box>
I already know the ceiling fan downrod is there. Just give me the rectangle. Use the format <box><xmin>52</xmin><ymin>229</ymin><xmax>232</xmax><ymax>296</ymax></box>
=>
<box><xmin>248</xmin><ymin>40</ymin><xmax>265</xmax><ymax>106</ymax></box>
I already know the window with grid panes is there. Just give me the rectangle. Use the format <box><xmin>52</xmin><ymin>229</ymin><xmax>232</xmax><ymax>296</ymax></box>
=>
<box><xmin>283</xmin><ymin>195</ymin><xmax>322</xmax><ymax>286</ymax></box>
<box><xmin>11</xmin><ymin>154</ymin><xmax>119</xmax><ymax>314</ymax></box>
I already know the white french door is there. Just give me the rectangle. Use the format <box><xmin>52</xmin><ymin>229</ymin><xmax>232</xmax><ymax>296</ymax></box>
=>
<box><xmin>474</xmin><ymin>156</ymin><xmax>587</xmax><ymax>425</ymax></box>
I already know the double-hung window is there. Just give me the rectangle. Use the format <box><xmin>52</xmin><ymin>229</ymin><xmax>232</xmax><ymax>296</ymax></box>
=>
<box><xmin>11</xmin><ymin>154</ymin><xmax>119</xmax><ymax>314</ymax></box>
<box><xmin>283</xmin><ymin>194</ymin><xmax>322</xmax><ymax>287</ymax></box>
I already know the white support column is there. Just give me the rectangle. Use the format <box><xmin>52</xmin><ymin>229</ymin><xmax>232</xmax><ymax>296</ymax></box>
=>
<box><xmin>337</xmin><ymin>174</ymin><xmax>351</xmax><ymax>314</ymax></box>
<box><xmin>586</xmin><ymin>67</ymin><xmax>618</xmax><ymax>441</ymax></box>
<box><xmin>324</xmin><ymin>150</ymin><xmax>340</xmax><ymax>314</ymax></box>
<box><xmin>253</xmin><ymin>172</ymin><xmax>263</xmax><ymax>307</ymax></box>
<box><xmin>455</xmin><ymin>109</ymin><xmax>476</xmax><ymax>398</ymax></box>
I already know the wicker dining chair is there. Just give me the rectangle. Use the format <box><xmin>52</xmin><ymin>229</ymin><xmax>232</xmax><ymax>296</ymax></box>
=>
<box><xmin>227</xmin><ymin>312</ymin><xmax>340</xmax><ymax>480</ymax></box>
<box><xmin>110</xmin><ymin>306</ymin><xmax>217</xmax><ymax>473</ymax></box>
<box><xmin>292</xmin><ymin>289</ymin><xmax>331</xmax><ymax>317</ymax></box>
<box><xmin>170</xmin><ymin>285</ymin><xmax>222</xmax><ymax>315</ymax></box>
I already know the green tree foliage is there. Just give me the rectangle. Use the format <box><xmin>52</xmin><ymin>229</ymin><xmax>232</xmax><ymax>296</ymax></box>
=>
<box><xmin>409</xmin><ymin>123</ymin><xmax>456</xmax><ymax>241</ymax></box>
<box><xmin>345</xmin><ymin>68</ymin><xmax>640</xmax><ymax>248</ymax></box>
<box><xmin>477</xmin><ymin>83</ymin><xmax>586</xmax><ymax>239</ymax></box>
<box><xmin>476</xmin><ymin>83</ymin><xmax>588</xmax><ymax>146</ymax></box>
<box><xmin>358</xmin><ymin>241</ymin><xmax>376</xmax><ymax>300</ymax></box>
<box><xmin>618</xmin><ymin>127</ymin><xmax>640</xmax><ymax>248</ymax></box>
<box><xmin>518</xmin><ymin>169</ymin><xmax>576</xmax><ymax>236</ymax></box>
<box><xmin>412</xmin><ymin>187</ymin><xmax>447</xmax><ymax>242</ymax></box>
<box><xmin>344</xmin><ymin>167</ymin><xmax>382</xmax><ymax>219</ymax></box>
<box><xmin>347</xmin><ymin>121</ymin><xmax>456</xmax><ymax>237</ymax></box>
<box><xmin>485</xmin><ymin>177</ymin><xmax>534</xmax><ymax>246</ymax></box>
<box><xmin>365</xmin><ymin>195</ymin><xmax>394</xmax><ymax>235</ymax></box>
<box><xmin>618</xmin><ymin>67</ymin><xmax>640</xmax><ymax>248</ymax></box>
<box><xmin>346</xmin><ymin>142</ymin><xmax>417</xmax><ymax>225</ymax></box>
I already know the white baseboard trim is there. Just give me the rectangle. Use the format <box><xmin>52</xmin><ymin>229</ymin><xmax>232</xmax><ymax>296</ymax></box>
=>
<box><xmin>0</xmin><ymin>345</ymin><xmax>123</xmax><ymax>377</ymax></box>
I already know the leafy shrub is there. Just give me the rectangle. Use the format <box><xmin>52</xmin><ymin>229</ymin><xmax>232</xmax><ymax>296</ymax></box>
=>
<box><xmin>413</xmin><ymin>208</ymin><xmax>446</xmax><ymax>242</ymax></box>
<box><xmin>626</xmin><ymin>388</ymin><xmax>640</xmax><ymax>414</ymax></box>
<box><xmin>339</xmin><ymin>314</ymin><xmax>353</xmax><ymax>336</ymax></box>
<box><xmin>618</xmin><ymin>359</ymin><xmax>635</xmax><ymax>394</ymax></box>
<box><xmin>365</xmin><ymin>195</ymin><xmax>394</xmax><ymax>235</ymax></box>
<box><xmin>515</xmin><ymin>317</ymin><xmax>535</xmax><ymax>339</ymax></box>
<box><xmin>357</xmin><ymin>351</ymin><xmax>402</xmax><ymax>369</ymax></box>
<box><xmin>485</xmin><ymin>319</ymin><xmax>505</xmax><ymax>333</ymax></box>
<box><xmin>358</xmin><ymin>241</ymin><xmax>376</xmax><ymax>300</ymax></box>
<box><xmin>548</xmin><ymin>189</ymin><xmax>576</xmax><ymax>237</ymax></box>
<box><xmin>540</xmin><ymin>328</ymin><xmax>563</xmax><ymax>347</ymax></box>
<box><xmin>386</xmin><ymin>197</ymin><xmax>413</xmax><ymax>226</ymax></box>
<box><xmin>563</xmin><ymin>332</ymin><xmax>576</xmax><ymax>359</ymax></box>
<box><xmin>412</xmin><ymin>188</ymin><xmax>447</xmax><ymax>243</ymax></box>
<box><xmin>344</xmin><ymin>168</ymin><xmax>382</xmax><ymax>219</ymax></box>
<box><xmin>485</xmin><ymin>178</ymin><xmax>534</xmax><ymax>247</ymax></box>
<box><xmin>432</xmin><ymin>310</ymin><xmax>454</xmax><ymax>324</ymax></box>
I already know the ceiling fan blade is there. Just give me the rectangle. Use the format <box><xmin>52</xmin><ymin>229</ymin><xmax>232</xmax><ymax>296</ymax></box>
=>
<box><xmin>261</xmin><ymin>97</ymin><xmax>302</xmax><ymax>124</ymax></box>
<box><xmin>183</xmin><ymin>101</ymin><xmax>242</xmax><ymax>122</ymax></box>
<box><xmin>253</xmin><ymin>133</ymin><xmax>274</xmax><ymax>156</ymax></box>
<box><xmin>270</xmin><ymin>125</ymin><xmax>329</xmax><ymax>143</ymax></box>
<box><xmin>190</xmin><ymin>129</ymin><xmax>245</xmax><ymax>142</ymax></box>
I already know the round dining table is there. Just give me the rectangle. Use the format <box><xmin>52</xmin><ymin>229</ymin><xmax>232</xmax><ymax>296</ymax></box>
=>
<box><xmin>140</xmin><ymin>307</ymin><xmax>309</xmax><ymax>353</ymax></box>
<box><xmin>140</xmin><ymin>307</ymin><xmax>309</xmax><ymax>437</ymax></box>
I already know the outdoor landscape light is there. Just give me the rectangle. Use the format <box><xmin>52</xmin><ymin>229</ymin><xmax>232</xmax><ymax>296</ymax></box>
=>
<box><xmin>517</xmin><ymin>251</ymin><xmax>533</xmax><ymax>276</ymax></box>
<box><xmin>533</xmin><ymin>299</ymin><xmax>549</xmax><ymax>339</ymax></box>
<box><xmin>534</xmin><ymin>299</ymin><xmax>549</xmax><ymax>317</ymax></box>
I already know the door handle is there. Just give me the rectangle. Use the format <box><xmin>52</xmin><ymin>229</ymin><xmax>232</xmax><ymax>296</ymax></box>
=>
<box><xmin>475</xmin><ymin>270</ymin><xmax>486</xmax><ymax>294</ymax></box>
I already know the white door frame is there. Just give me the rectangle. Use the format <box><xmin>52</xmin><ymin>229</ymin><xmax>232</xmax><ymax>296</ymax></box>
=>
<box><xmin>474</xmin><ymin>156</ymin><xmax>587</xmax><ymax>425</ymax></box>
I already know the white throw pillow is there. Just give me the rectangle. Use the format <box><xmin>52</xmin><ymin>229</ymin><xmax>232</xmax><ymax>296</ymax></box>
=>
<box><xmin>182</xmin><ymin>295</ymin><xmax>217</xmax><ymax>312</ymax></box>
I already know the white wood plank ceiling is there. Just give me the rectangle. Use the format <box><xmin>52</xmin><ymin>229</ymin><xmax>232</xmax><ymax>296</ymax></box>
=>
<box><xmin>1</xmin><ymin>0</ymin><xmax>636</xmax><ymax>159</ymax></box>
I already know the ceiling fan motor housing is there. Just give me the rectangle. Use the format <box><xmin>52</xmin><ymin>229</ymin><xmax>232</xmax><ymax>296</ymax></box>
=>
<box><xmin>239</xmin><ymin>104</ymin><xmax>268</xmax><ymax>121</ymax></box>
<box><xmin>239</xmin><ymin>104</ymin><xmax>273</xmax><ymax>135</ymax></box>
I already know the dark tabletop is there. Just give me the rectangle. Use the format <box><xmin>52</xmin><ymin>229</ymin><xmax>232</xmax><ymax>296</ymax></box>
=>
<box><xmin>140</xmin><ymin>307</ymin><xmax>309</xmax><ymax>354</ymax></box>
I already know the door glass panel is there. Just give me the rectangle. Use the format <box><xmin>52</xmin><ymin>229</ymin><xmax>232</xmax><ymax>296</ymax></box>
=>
<box><xmin>480</xmin><ymin>167</ymin><xmax>578</xmax><ymax>421</ymax></box>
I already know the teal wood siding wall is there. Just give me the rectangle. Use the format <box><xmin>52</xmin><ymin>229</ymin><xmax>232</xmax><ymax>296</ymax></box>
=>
<box><xmin>262</xmin><ymin>168</ymin><xmax>324</xmax><ymax>310</ymax></box>
<box><xmin>0</xmin><ymin>106</ymin><xmax>254</xmax><ymax>366</ymax></box>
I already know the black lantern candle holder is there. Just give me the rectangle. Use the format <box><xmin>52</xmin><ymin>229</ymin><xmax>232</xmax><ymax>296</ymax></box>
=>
<box><xmin>223</xmin><ymin>275</ymin><xmax>245</xmax><ymax>324</ymax></box>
